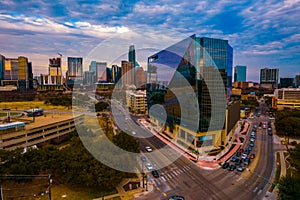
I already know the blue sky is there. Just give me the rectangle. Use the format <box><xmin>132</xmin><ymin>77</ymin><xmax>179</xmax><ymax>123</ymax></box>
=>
<box><xmin>0</xmin><ymin>0</ymin><xmax>300</xmax><ymax>81</ymax></box>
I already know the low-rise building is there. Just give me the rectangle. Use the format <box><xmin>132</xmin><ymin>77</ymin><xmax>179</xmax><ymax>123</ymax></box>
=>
<box><xmin>126</xmin><ymin>90</ymin><xmax>148</xmax><ymax>115</ymax></box>
<box><xmin>0</xmin><ymin>114</ymin><xmax>84</xmax><ymax>150</ymax></box>
<box><xmin>273</xmin><ymin>88</ymin><xmax>300</xmax><ymax>109</ymax></box>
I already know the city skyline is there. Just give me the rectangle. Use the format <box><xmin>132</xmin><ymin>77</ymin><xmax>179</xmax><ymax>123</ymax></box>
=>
<box><xmin>0</xmin><ymin>0</ymin><xmax>299</xmax><ymax>82</ymax></box>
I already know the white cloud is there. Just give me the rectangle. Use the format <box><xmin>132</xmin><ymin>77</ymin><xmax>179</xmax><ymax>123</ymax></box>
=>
<box><xmin>0</xmin><ymin>14</ymin><xmax>130</xmax><ymax>38</ymax></box>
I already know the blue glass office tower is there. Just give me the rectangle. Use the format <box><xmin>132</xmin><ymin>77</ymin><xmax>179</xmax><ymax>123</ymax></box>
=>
<box><xmin>0</xmin><ymin>54</ymin><xmax>4</xmax><ymax>85</ymax></box>
<box><xmin>128</xmin><ymin>45</ymin><xmax>136</xmax><ymax>68</ymax></box>
<box><xmin>234</xmin><ymin>65</ymin><xmax>247</xmax><ymax>82</ymax></box>
<box><xmin>147</xmin><ymin>35</ymin><xmax>231</xmax><ymax>148</ymax></box>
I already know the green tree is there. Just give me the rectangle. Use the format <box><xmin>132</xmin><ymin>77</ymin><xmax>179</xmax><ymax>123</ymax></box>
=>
<box><xmin>279</xmin><ymin>175</ymin><xmax>300</xmax><ymax>200</ymax></box>
<box><xmin>95</xmin><ymin>101</ymin><xmax>109</xmax><ymax>112</ymax></box>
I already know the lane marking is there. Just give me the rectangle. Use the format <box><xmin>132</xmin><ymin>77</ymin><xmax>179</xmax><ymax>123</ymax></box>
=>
<box><xmin>253</xmin><ymin>187</ymin><xmax>258</xmax><ymax>193</ymax></box>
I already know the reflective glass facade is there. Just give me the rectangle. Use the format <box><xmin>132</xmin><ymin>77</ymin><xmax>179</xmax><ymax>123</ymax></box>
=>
<box><xmin>234</xmin><ymin>65</ymin><xmax>247</xmax><ymax>82</ymax></box>
<box><xmin>147</xmin><ymin>35</ymin><xmax>230</xmax><ymax>135</ymax></box>
<box><xmin>0</xmin><ymin>55</ymin><xmax>4</xmax><ymax>84</ymax></box>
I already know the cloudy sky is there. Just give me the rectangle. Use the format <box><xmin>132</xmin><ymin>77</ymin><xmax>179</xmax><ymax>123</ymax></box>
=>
<box><xmin>0</xmin><ymin>0</ymin><xmax>300</xmax><ymax>81</ymax></box>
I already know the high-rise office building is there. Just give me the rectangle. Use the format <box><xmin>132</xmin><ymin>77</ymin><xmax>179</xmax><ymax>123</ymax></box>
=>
<box><xmin>128</xmin><ymin>45</ymin><xmax>136</xmax><ymax>68</ymax></box>
<box><xmin>106</xmin><ymin>67</ymin><xmax>112</xmax><ymax>83</ymax></box>
<box><xmin>1</xmin><ymin>55</ymin><xmax>33</xmax><ymax>91</ymax></box>
<box><xmin>147</xmin><ymin>34</ymin><xmax>235</xmax><ymax>149</ymax></box>
<box><xmin>201</xmin><ymin>37</ymin><xmax>233</xmax><ymax>88</ymax></box>
<box><xmin>89</xmin><ymin>61</ymin><xmax>97</xmax><ymax>83</ymax></box>
<box><xmin>27</xmin><ymin>62</ymin><xmax>33</xmax><ymax>90</ymax></box>
<box><xmin>83</xmin><ymin>71</ymin><xmax>95</xmax><ymax>85</ymax></box>
<box><xmin>295</xmin><ymin>75</ymin><xmax>300</xmax><ymax>88</ymax></box>
<box><xmin>3</xmin><ymin>58</ymin><xmax>18</xmax><ymax>80</ymax></box>
<box><xmin>234</xmin><ymin>65</ymin><xmax>247</xmax><ymax>82</ymax></box>
<box><xmin>280</xmin><ymin>78</ymin><xmax>294</xmax><ymax>88</ymax></box>
<box><xmin>0</xmin><ymin>54</ymin><xmax>5</xmax><ymax>85</ymax></box>
<box><xmin>97</xmin><ymin>62</ymin><xmax>107</xmax><ymax>82</ymax></box>
<box><xmin>146</xmin><ymin>64</ymin><xmax>157</xmax><ymax>84</ymax></box>
<box><xmin>112</xmin><ymin>65</ymin><xmax>121</xmax><ymax>83</ymax></box>
<box><xmin>260</xmin><ymin>68</ymin><xmax>279</xmax><ymax>88</ymax></box>
<box><xmin>121</xmin><ymin>61</ymin><xmax>134</xmax><ymax>86</ymax></box>
<box><xmin>135</xmin><ymin>66</ymin><xmax>146</xmax><ymax>89</ymax></box>
<box><xmin>48</xmin><ymin>57</ymin><xmax>62</xmax><ymax>85</ymax></box>
<box><xmin>67</xmin><ymin>57</ymin><xmax>83</xmax><ymax>85</ymax></box>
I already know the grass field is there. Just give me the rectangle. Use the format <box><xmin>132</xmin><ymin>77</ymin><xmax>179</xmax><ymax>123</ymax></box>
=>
<box><xmin>0</xmin><ymin>101</ymin><xmax>69</xmax><ymax>111</ymax></box>
<box><xmin>1</xmin><ymin>181</ymin><xmax>117</xmax><ymax>200</ymax></box>
<box><xmin>0</xmin><ymin>112</ymin><xmax>20</xmax><ymax>117</ymax></box>
<box><xmin>51</xmin><ymin>184</ymin><xmax>118</xmax><ymax>200</ymax></box>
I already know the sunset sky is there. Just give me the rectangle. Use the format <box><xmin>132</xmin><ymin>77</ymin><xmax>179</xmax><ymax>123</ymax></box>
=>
<box><xmin>0</xmin><ymin>0</ymin><xmax>300</xmax><ymax>81</ymax></box>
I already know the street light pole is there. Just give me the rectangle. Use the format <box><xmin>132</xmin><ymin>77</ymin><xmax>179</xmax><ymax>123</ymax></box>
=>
<box><xmin>146</xmin><ymin>175</ymin><xmax>148</xmax><ymax>191</ymax></box>
<box><xmin>246</xmin><ymin>168</ymin><xmax>280</xmax><ymax>189</ymax></box>
<box><xmin>142</xmin><ymin>159</ymin><xmax>145</xmax><ymax>188</ymax></box>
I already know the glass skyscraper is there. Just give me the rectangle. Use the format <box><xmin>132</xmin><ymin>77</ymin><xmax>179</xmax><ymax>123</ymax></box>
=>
<box><xmin>0</xmin><ymin>54</ymin><xmax>4</xmax><ymax>85</ymax></box>
<box><xmin>128</xmin><ymin>45</ymin><xmax>136</xmax><ymax>68</ymax></box>
<box><xmin>234</xmin><ymin>65</ymin><xmax>247</xmax><ymax>82</ymax></box>
<box><xmin>147</xmin><ymin>34</ymin><xmax>231</xmax><ymax>149</ymax></box>
<box><xmin>67</xmin><ymin>57</ymin><xmax>83</xmax><ymax>86</ymax></box>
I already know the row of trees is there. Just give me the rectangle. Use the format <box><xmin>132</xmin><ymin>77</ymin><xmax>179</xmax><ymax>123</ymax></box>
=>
<box><xmin>275</xmin><ymin>108</ymin><xmax>300</xmax><ymax>137</ymax></box>
<box><xmin>279</xmin><ymin>144</ymin><xmax>300</xmax><ymax>199</ymax></box>
<box><xmin>44</xmin><ymin>96</ymin><xmax>72</xmax><ymax>107</ymax></box>
<box><xmin>0</xmin><ymin>129</ymin><xmax>139</xmax><ymax>190</ymax></box>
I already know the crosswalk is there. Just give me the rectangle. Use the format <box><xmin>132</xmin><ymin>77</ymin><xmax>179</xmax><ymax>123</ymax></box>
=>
<box><xmin>149</xmin><ymin>165</ymin><xmax>191</xmax><ymax>186</ymax></box>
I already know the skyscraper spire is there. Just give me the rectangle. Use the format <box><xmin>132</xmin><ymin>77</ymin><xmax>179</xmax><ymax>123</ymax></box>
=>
<box><xmin>128</xmin><ymin>45</ymin><xmax>136</xmax><ymax>68</ymax></box>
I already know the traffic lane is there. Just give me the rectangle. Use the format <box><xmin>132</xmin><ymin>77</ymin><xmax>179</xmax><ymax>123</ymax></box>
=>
<box><xmin>138</xmin><ymin>136</ymin><xmax>232</xmax><ymax>200</ymax></box>
<box><xmin>230</xmin><ymin>124</ymin><xmax>274</xmax><ymax>200</ymax></box>
<box><xmin>212</xmin><ymin>121</ymin><xmax>263</xmax><ymax>199</ymax></box>
<box><xmin>257</xmin><ymin>130</ymin><xmax>274</xmax><ymax>199</ymax></box>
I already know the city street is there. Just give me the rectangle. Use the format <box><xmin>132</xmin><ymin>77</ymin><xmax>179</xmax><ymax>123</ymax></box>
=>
<box><xmin>114</xmin><ymin>104</ymin><xmax>274</xmax><ymax>199</ymax></box>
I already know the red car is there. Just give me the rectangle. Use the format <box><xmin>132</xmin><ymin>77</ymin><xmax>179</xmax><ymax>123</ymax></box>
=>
<box><xmin>239</xmin><ymin>149</ymin><xmax>244</xmax><ymax>153</ymax></box>
<box><xmin>249</xmin><ymin>153</ymin><xmax>255</xmax><ymax>159</ymax></box>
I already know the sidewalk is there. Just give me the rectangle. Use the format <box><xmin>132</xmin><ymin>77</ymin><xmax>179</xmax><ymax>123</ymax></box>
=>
<box><xmin>140</xmin><ymin>119</ymin><xmax>249</xmax><ymax>169</ymax></box>
<box><xmin>93</xmin><ymin>177</ymin><xmax>154</xmax><ymax>200</ymax></box>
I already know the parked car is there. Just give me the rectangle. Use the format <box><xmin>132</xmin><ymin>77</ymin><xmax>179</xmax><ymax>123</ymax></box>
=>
<box><xmin>249</xmin><ymin>153</ymin><xmax>255</xmax><ymax>159</ymax></box>
<box><xmin>247</xmin><ymin>146</ymin><xmax>252</xmax><ymax>151</ymax></box>
<box><xmin>249</xmin><ymin>141</ymin><xmax>254</xmax><ymax>147</ymax></box>
<box><xmin>239</xmin><ymin>148</ymin><xmax>244</xmax><ymax>153</ymax></box>
<box><xmin>250</xmin><ymin>137</ymin><xmax>255</xmax><ymax>142</ymax></box>
<box><xmin>222</xmin><ymin>162</ymin><xmax>230</xmax><ymax>169</ymax></box>
<box><xmin>231</xmin><ymin>156</ymin><xmax>238</xmax><ymax>162</ymax></box>
<box><xmin>237</xmin><ymin>165</ymin><xmax>244</xmax><ymax>172</ymax></box>
<box><xmin>235</xmin><ymin>158</ymin><xmax>242</xmax><ymax>165</ymax></box>
<box><xmin>228</xmin><ymin>165</ymin><xmax>236</xmax><ymax>171</ymax></box>
<box><xmin>169</xmin><ymin>196</ymin><xmax>185</xmax><ymax>200</ymax></box>
<box><xmin>242</xmin><ymin>153</ymin><xmax>248</xmax><ymax>159</ymax></box>
<box><xmin>244</xmin><ymin>158</ymin><xmax>251</xmax><ymax>165</ymax></box>
<box><xmin>236</xmin><ymin>152</ymin><xmax>241</xmax><ymax>157</ymax></box>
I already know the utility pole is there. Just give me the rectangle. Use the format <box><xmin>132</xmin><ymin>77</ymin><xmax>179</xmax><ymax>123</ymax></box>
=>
<box><xmin>48</xmin><ymin>174</ymin><xmax>52</xmax><ymax>200</ymax></box>
<box><xmin>0</xmin><ymin>185</ymin><xmax>3</xmax><ymax>200</ymax></box>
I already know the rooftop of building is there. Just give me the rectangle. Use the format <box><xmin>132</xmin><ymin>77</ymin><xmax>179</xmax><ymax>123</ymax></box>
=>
<box><xmin>0</xmin><ymin>122</ymin><xmax>25</xmax><ymax>131</ymax></box>
<box><xmin>276</xmin><ymin>87</ymin><xmax>300</xmax><ymax>91</ymax></box>
<box><xmin>27</xmin><ymin>114</ymin><xmax>77</xmax><ymax>129</ymax></box>
<box><xmin>21</xmin><ymin>113</ymin><xmax>80</xmax><ymax>130</ymax></box>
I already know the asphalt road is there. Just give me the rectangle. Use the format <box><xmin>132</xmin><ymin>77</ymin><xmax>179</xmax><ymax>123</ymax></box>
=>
<box><xmin>111</xmin><ymin>100</ymin><xmax>276</xmax><ymax>200</ymax></box>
